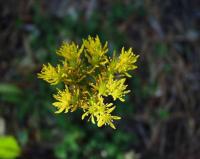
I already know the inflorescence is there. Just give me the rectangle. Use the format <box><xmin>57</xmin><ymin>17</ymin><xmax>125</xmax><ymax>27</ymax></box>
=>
<box><xmin>38</xmin><ymin>35</ymin><xmax>139</xmax><ymax>129</ymax></box>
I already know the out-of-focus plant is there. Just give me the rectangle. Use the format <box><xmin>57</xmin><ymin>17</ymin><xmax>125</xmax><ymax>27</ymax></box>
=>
<box><xmin>0</xmin><ymin>83</ymin><xmax>22</xmax><ymax>103</ymax></box>
<box><xmin>38</xmin><ymin>35</ymin><xmax>139</xmax><ymax>129</ymax></box>
<box><xmin>0</xmin><ymin>136</ymin><xmax>21</xmax><ymax>159</ymax></box>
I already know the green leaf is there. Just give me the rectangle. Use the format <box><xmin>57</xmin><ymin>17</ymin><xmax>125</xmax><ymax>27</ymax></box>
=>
<box><xmin>54</xmin><ymin>143</ymin><xmax>67</xmax><ymax>159</ymax></box>
<box><xmin>0</xmin><ymin>136</ymin><xmax>21</xmax><ymax>159</ymax></box>
<box><xmin>0</xmin><ymin>83</ymin><xmax>22</xmax><ymax>95</ymax></box>
<box><xmin>0</xmin><ymin>83</ymin><xmax>22</xmax><ymax>103</ymax></box>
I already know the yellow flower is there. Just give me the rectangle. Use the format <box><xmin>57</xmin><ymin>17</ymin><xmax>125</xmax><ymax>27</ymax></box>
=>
<box><xmin>38</xmin><ymin>35</ymin><xmax>139</xmax><ymax>129</ymax></box>
<box><xmin>37</xmin><ymin>63</ymin><xmax>62</xmax><ymax>85</ymax></box>
<box><xmin>81</xmin><ymin>96</ymin><xmax>120</xmax><ymax>129</ymax></box>
<box><xmin>56</xmin><ymin>42</ymin><xmax>84</xmax><ymax>67</ymax></box>
<box><xmin>83</xmin><ymin>35</ymin><xmax>108</xmax><ymax>66</ymax></box>
<box><xmin>97</xmin><ymin>113</ymin><xmax>121</xmax><ymax>129</ymax></box>
<box><xmin>81</xmin><ymin>105</ymin><xmax>98</xmax><ymax>124</ymax></box>
<box><xmin>115</xmin><ymin>47</ymin><xmax>139</xmax><ymax>77</ymax></box>
<box><xmin>82</xmin><ymin>97</ymin><xmax>104</xmax><ymax>124</ymax></box>
<box><xmin>97</xmin><ymin>100</ymin><xmax>121</xmax><ymax>129</ymax></box>
<box><xmin>90</xmin><ymin>75</ymin><xmax>108</xmax><ymax>96</ymax></box>
<box><xmin>53</xmin><ymin>87</ymin><xmax>72</xmax><ymax>113</ymax></box>
<box><xmin>106</xmin><ymin>76</ymin><xmax>130</xmax><ymax>102</ymax></box>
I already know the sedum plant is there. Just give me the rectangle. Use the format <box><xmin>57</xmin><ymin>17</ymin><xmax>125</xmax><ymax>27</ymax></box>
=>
<box><xmin>38</xmin><ymin>36</ymin><xmax>139</xmax><ymax>129</ymax></box>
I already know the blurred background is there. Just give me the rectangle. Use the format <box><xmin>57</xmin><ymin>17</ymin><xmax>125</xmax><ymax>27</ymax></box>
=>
<box><xmin>0</xmin><ymin>0</ymin><xmax>200</xmax><ymax>159</ymax></box>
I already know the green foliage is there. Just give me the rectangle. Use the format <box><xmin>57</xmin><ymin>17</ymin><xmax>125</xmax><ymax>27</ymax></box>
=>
<box><xmin>0</xmin><ymin>136</ymin><xmax>21</xmax><ymax>159</ymax></box>
<box><xmin>0</xmin><ymin>83</ymin><xmax>22</xmax><ymax>103</ymax></box>
<box><xmin>54</xmin><ymin>129</ymin><xmax>84</xmax><ymax>159</ymax></box>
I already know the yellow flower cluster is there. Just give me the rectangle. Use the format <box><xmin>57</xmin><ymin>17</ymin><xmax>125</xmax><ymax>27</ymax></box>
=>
<box><xmin>38</xmin><ymin>35</ymin><xmax>139</xmax><ymax>129</ymax></box>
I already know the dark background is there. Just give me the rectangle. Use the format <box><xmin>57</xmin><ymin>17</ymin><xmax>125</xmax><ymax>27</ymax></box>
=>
<box><xmin>0</xmin><ymin>0</ymin><xmax>200</xmax><ymax>159</ymax></box>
